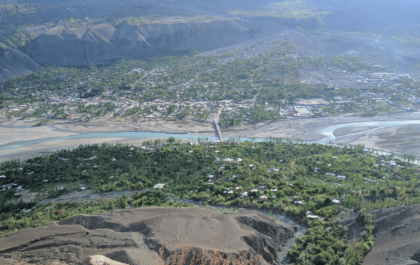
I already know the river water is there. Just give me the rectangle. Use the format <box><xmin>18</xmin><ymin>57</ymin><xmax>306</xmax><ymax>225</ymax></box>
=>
<box><xmin>316</xmin><ymin>119</ymin><xmax>420</xmax><ymax>144</ymax></box>
<box><xmin>2</xmin><ymin>119</ymin><xmax>420</xmax><ymax>151</ymax></box>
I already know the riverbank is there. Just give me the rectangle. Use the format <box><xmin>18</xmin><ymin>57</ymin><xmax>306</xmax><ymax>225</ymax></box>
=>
<box><xmin>0</xmin><ymin>112</ymin><xmax>419</xmax><ymax>162</ymax></box>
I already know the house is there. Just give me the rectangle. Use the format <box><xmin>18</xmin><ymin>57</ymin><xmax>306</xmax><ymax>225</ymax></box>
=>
<box><xmin>307</xmin><ymin>215</ymin><xmax>320</xmax><ymax>220</ymax></box>
<box><xmin>16</xmin><ymin>186</ymin><xmax>22</xmax><ymax>192</ymax></box>
<box><xmin>223</xmin><ymin>158</ymin><xmax>234</xmax><ymax>163</ymax></box>
<box><xmin>237</xmin><ymin>158</ymin><xmax>243</xmax><ymax>162</ymax></box>
<box><xmin>270</xmin><ymin>189</ymin><xmax>278</xmax><ymax>192</ymax></box>
<box><xmin>241</xmin><ymin>192</ymin><xmax>248</xmax><ymax>197</ymax></box>
<box><xmin>112</xmin><ymin>158</ymin><xmax>117</xmax><ymax>161</ymax></box>
<box><xmin>337</xmin><ymin>175</ymin><xmax>346</xmax><ymax>180</ymax></box>
<box><xmin>250</xmin><ymin>188</ymin><xmax>258</xmax><ymax>193</ymax></box>
<box><xmin>0</xmin><ymin>175</ymin><xmax>5</xmax><ymax>178</ymax></box>
<box><xmin>249</xmin><ymin>164</ymin><xmax>256</xmax><ymax>169</ymax></box>
<box><xmin>235</xmin><ymin>186</ymin><xmax>242</xmax><ymax>190</ymax></box>
<box><xmin>154</xmin><ymin>183</ymin><xmax>165</xmax><ymax>189</ymax></box>
<box><xmin>80</xmin><ymin>187</ymin><xmax>86</xmax><ymax>190</ymax></box>
<box><xmin>207</xmin><ymin>175</ymin><xmax>215</xmax><ymax>179</ymax></box>
<box><xmin>332</xmin><ymin>199</ymin><xmax>340</xmax><ymax>205</ymax></box>
<box><xmin>227</xmin><ymin>190</ymin><xmax>234</xmax><ymax>194</ymax></box>
<box><xmin>259</xmin><ymin>186</ymin><xmax>265</xmax><ymax>190</ymax></box>
<box><xmin>294</xmin><ymin>201</ymin><xmax>305</xmax><ymax>205</ymax></box>
<box><xmin>326</xmin><ymin>173</ymin><xmax>335</xmax><ymax>177</ymax></box>
<box><xmin>259</xmin><ymin>195</ymin><xmax>268</xmax><ymax>201</ymax></box>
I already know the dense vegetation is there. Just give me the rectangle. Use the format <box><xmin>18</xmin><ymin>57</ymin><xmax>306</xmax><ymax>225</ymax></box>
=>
<box><xmin>1</xmin><ymin>139</ymin><xmax>419</xmax><ymax>264</ymax></box>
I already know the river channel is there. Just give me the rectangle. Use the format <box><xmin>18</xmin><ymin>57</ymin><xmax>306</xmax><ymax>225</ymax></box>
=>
<box><xmin>1</xmin><ymin>119</ymin><xmax>420</xmax><ymax>152</ymax></box>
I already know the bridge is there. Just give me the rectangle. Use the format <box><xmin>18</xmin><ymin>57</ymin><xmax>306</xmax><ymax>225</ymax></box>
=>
<box><xmin>213</xmin><ymin>119</ymin><xmax>223</xmax><ymax>142</ymax></box>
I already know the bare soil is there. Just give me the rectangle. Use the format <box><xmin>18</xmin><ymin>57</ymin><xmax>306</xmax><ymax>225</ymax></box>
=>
<box><xmin>0</xmin><ymin>208</ymin><xmax>294</xmax><ymax>265</ymax></box>
<box><xmin>361</xmin><ymin>205</ymin><xmax>420</xmax><ymax>265</ymax></box>
<box><xmin>333</xmin><ymin>126</ymin><xmax>379</xmax><ymax>137</ymax></box>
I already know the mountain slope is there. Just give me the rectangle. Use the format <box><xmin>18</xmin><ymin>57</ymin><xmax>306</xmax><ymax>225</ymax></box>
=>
<box><xmin>25</xmin><ymin>24</ymin><xmax>121</xmax><ymax>66</ymax></box>
<box><xmin>24</xmin><ymin>19</ymin><xmax>271</xmax><ymax>66</ymax></box>
<box><xmin>0</xmin><ymin>49</ymin><xmax>42</xmax><ymax>82</ymax></box>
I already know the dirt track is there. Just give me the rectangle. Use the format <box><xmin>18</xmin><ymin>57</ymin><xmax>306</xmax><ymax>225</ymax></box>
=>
<box><xmin>0</xmin><ymin>207</ymin><xmax>294</xmax><ymax>265</ymax></box>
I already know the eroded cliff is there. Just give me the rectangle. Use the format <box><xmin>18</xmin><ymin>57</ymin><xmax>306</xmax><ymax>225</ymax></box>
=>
<box><xmin>24</xmin><ymin>19</ymin><xmax>273</xmax><ymax>66</ymax></box>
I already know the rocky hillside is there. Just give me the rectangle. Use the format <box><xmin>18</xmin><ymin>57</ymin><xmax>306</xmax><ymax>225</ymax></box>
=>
<box><xmin>0</xmin><ymin>49</ymin><xmax>42</xmax><ymax>82</ymax></box>
<box><xmin>359</xmin><ymin>205</ymin><xmax>420</xmax><ymax>265</ymax></box>
<box><xmin>0</xmin><ymin>208</ymin><xmax>293</xmax><ymax>265</ymax></box>
<box><xmin>24</xmin><ymin>19</ymin><xmax>273</xmax><ymax>66</ymax></box>
<box><xmin>24</xmin><ymin>24</ymin><xmax>120</xmax><ymax>66</ymax></box>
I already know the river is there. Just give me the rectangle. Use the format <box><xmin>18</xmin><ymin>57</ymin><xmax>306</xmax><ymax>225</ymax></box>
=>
<box><xmin>1</xmin><ymin>119</ymin><xmax>419</xmax><ymax>152</ymax></box>
<box><xmin>316</xmin><ymin>119</ymin><xmax>420</xmax><ymax>144</ymax></box>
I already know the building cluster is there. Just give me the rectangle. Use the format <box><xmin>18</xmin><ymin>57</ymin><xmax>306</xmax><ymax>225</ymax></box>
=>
<box><xmin>356</xmin><ymin>72</ymin><xmax>411</xmax><ymax>87</ymax></box>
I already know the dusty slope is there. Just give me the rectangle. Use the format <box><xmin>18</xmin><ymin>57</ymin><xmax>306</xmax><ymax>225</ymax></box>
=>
<box><xmin>24</xmin><ymin>19</ymin><xmax>272</xmax><ymax>66</ymax></box>
<box><xmin>0</xmin><ymin>207</ymin><xmax>293</xmax><ymax>265</ymax></box>
<box><xmin>0</xmin><ymin>49</ymin><xmax>41</xmax><ymax>82</ymax></box>
<box><xmin>361</xmin><ymin>205</ymin><xmax>420</xmax><ymax>265</ymax></box>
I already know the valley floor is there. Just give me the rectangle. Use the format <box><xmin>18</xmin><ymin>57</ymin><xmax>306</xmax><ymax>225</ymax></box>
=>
<box><xmin>0</xmin><ymin>111</ymin><xmax>419</xmax><ymax>163</ymax></box>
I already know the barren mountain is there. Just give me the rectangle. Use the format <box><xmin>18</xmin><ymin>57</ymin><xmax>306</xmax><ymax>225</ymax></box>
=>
<box><xmin>25</xmin><ymin>24</ymin><xmax>121</xmax><ymax>66</ymax></box>
<box><xmin>0</xmin><ymin>49</ymin><xmax>42</xmax><ymax>82</ymax></box>
<box><xmin>0</xmin><ymin>207</ymin><xmax>294</xmax><ymax>265</ymax></box>
<box><xmin>360</xmin><ymin>205</ymin><xmax>420</xmax><ymax>265</ymax></box>
<box><xmin>23</xmin><ymin>19</ymin><xmax>273</xmax><ymax>66</ymax></box>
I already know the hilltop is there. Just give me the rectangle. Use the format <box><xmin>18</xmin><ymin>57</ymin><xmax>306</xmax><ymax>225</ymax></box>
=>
<box><xmin>0</xmin><ymin>207</ymin><xmax>293</xmax><ymax>265</ymax></box>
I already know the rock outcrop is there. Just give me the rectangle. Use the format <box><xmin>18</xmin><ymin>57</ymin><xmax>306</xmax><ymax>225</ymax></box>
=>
<box><xmin>0</xmin><ymin>208</ymin><xmax>293</xmax><ymax>265</ymax></box>
<box><xmin>82</xmin><ymin>255</ymin><xmax>128</xmax><ymax>265</ymax></box>
<box><xmin>0</xmin><ymin>49</ymin><xmax>42</xmax><ymax>82</ymax></box>
<box><xmin>24</xmin><ymin>19</ymin><xmax>272</xmax><ymax>66</ymax></box>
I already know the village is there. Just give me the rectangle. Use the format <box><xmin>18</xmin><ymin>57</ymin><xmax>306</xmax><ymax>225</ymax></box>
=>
<box><xmin>1</xmin><ymin>46</ymin><xmax>419</xmax><ymax>129</ymax></box>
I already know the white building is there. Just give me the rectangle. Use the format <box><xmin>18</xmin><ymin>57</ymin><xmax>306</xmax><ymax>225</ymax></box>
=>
<box><xmin>154</xmin><ymin>183</ymin><xmax>165</xmax><ymax>189</ymax></box>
